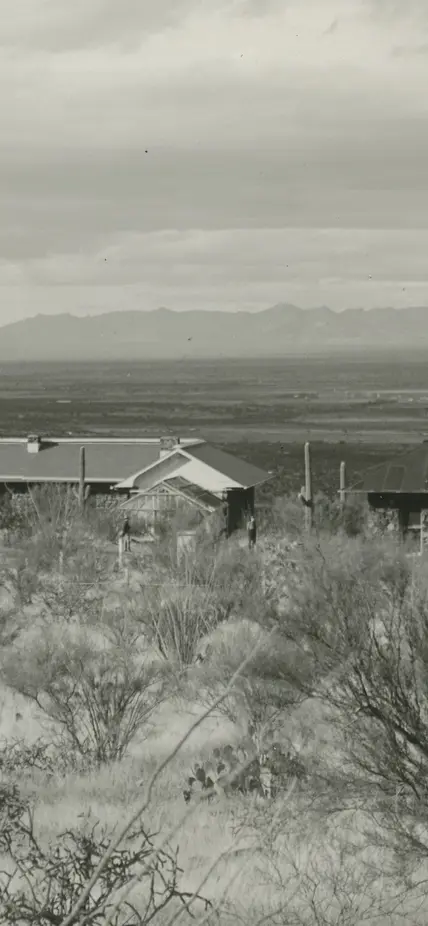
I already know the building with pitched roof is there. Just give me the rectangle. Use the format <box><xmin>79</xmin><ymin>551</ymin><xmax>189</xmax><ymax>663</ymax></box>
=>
<box><xmin>348</xmin><ymin>443</ymin><xmax>428</xmax><ymax>542</ymax></box>
<box><xmin>0</xmin><ymin>434</ymin><xmax>270</xmax><ymax>534</ymax></box>
<box><xmin>114</xmin><ymin>436</ymin><xmax>269</xmax><ymax>533</ymax></box>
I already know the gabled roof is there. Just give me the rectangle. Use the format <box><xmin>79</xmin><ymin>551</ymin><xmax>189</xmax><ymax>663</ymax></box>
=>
<box><xmin>349</xmin><ymin>445</ymin><xmax>428</xmax><ymax>494</ymax></box>
<box><xmin>0</xmin><ymin>436</ymin><xmax>270</xmax><ymax>491</ymax></box>
<box><xmin>185</xmin><ymin>442</ymin><xmax>269</xmax><ymax>489</ymax></box>
<box><xmin>115</xmin><ymin>441</ymin><xmax>270</xmax><ymax>493</ymax></box>
<box><xmin>0</xmin><ymin>437</ymin><xmax>198</xmax><ymax>483</ymax></box>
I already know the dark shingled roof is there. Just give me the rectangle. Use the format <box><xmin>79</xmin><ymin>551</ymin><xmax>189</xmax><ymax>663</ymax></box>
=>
<box><xmin>185</xmin><ymin>442</ymin><xmax>269</xmax><ymax>489</ymax></box>
<box><xmin>0</xmin><ymin>440</ymin><xmax>162</xmax><ymax>483</ymax></box>
<box><xmin>350</xmin><ymin>446</ymin><xmax>428</xmax><ymax>494</ymax></box>
<box><xmin>0</xmin><ymin>437</ymin><xmax>270</xmax><ymax>489</ymax></box>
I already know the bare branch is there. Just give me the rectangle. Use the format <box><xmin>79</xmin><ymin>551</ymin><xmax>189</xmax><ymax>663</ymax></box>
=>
<box><xmin>59</xmin><ymin>626</ymin><xmax>275</xmax><ymax>926</ymax></box>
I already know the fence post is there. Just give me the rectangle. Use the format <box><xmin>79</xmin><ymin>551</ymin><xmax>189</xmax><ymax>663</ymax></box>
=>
<box><xmin>118</xmin><ymin>536</ymin><xmax>123</xmax><ymax>568</ymax></box>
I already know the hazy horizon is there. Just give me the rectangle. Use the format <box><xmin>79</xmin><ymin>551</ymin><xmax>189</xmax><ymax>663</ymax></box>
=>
<box><xmin>2</xmin><ymin>302</ymin><xmax>428</xmax><ymax>331</ymax></box>
<box><xmin>2</xmin><ymin>1</ymin><xmax>428</xmax><ymax>326</ymax></box>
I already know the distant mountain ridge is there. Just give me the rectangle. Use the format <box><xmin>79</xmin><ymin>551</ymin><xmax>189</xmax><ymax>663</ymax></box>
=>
<box><xmin>1</xmin><ymin>304</ymin><xmax>428</xmax><ymax>360</ymax></box>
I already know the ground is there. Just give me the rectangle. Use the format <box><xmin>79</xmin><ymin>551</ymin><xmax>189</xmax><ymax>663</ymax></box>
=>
<box><xmin>1</xmin><ymin>354</ymin><xmax>427</xmax><ymax>447</ymax></box>
<box><xmin>1</xmin><ymin>354</ymin><xmax>428</xmax><ymax>922</ymax></box>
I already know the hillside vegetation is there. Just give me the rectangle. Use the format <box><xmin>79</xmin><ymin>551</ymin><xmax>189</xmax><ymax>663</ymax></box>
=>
<box><xmin>1</xmin><ymin>486</ymin><xmax>428</xmax><ymax>924</ymax></box>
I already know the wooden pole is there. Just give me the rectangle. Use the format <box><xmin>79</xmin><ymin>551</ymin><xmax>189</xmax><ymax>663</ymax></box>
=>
<box><xmin>304</xmin><ymin>441</ymin><xmax>313</xmax><ymax>532</ymax></box>
<box><xmin>339</xmin><ymin>461</ymin><xmax>346</xmax><ymax>510</ymax></box>
<box><xmin>421</xmin><ymin>510</ymin><xmax>425</xmax><ymax>557</ymax></box>
<box><xmin>79</xmin><ymin>446</ymin><xmax>86</xmax><ymax>511</ymax></box>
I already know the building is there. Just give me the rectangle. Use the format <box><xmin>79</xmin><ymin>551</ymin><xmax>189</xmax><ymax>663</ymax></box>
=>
<box><xmin>0</xmin><ymin>434</ymin><xmax>270</xmax><ymax>534</ymax></box>
<box><xmin>348</xmin><ymin>443</ymin><xmax>428</xmax><ymax>543</ymax></box>
<box><xmin>114</xmin><ymin>436</ymin><xmax>269</xmax><ymax>533</ymax></box>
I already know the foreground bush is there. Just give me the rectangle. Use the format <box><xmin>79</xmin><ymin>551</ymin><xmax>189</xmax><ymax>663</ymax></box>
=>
<box><xmin>0</xmin><ymin>783</ymin><xmax>212</xmax><ymax>926</ymax></box>
<box><xmin>1</xmin><ymin>623</ymin><xmax>171</xmax><ymax>764</ymax></box>
<box><xmin>139</xmin><ymin>541</ymin><xmax>265</xmax><ymax>668</ymax></box>
<box><xmin>272</xmin><ymin>533</ymin><xmax>428</xmax><ymax>878</ymax></box>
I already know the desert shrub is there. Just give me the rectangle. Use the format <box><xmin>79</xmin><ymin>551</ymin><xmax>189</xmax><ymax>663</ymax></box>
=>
<box><xmin>140</xmin><ymin>541</ymin><xmax>265</xmax><ymax>668</ymax></box>
<box><xmin>314</xmin><ymin>491</ymin><xmax>368</xmax><ymax>537</ymax></box>
<box><xmin>187</xmin><ymin>617</ymin><xmax>307</xmax><ymax>749</ymax></box>
<box><xmin>265</xmin><ymin>490</ymin><xmax>368</xmax><ymax>541</ymax></box>
<box><xmin>0</xmin><ymin>736</ymin><xmax>76</xmax><ymax>779</ymax></box>
<box><xmin>1</xmin><ymin>624</ymin><xmax>171</xmax><ymax>764</ymax></box>
<box><xmin>183</xmin><ymin>538</ymin><xmax>264</xmax><ymax>618</ymax></box>
<box><xmin>142</xmin><ymin>580</ymin><xmax>221</xmax><ymax>668</ymax></box>
<box><xmin>268</xmin><ymin>494</ymin><xmax>305</xmax><ymax>538</ymax></box>
<box><xmin>0</xmin><ymin>783</ymin><xmax>211</xmax><ymax>926</ymax></box>
<box><xmin>36</xmin><ymin>545</ymin><xmax>112</xmax><ymax>623</ymax></box>
<box><xmin>0</xmin><ymin>605</ymin><xmax>21</xmax><ymax>646</ymax></box>
<box><xmin>85</xmin><ymin>499</ymin><xmax>123</xmax><ymax>542</ymax></box>
<box><xmin>37</xmin><ymin>573</ymin><xmax>105</xmax><ymax>623</ymax></box>
<box><xmin>1</xmin><ymin>558</ymin><xmax>39</xmax><ymax>606</ymax></box>
<box><xmin>20</xmin><ymin>484</ymin><xmax>84</xmax><ymax>544</ymax></box>
<box><xmin>85</xmin><ymin>496</ymin><xmax>146</xmax><ymax>543</ymax></box>
<box><xmin>271</xmin><ymin>531</ymin><xmax>428</xmax><ymax>880</ymax></box>
<box><xmin>12</xmin><ymin>520</ymin><xmax>88</xmax><ymax>579</ymax></box>
<box><xmin>0</xmin><ymin>493</ymin><xmax>32</xmax><ymax>540</ymax></box>
<box><xmin>341</xmin><ymin>493</ymin><xmax>369</xmax><ymax>536</ymax></box>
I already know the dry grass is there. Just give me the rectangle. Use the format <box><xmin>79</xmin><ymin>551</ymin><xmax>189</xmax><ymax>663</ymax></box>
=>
<box><xmin>2</xmin><ymin>676</ymin><xmax>425</xmax><ymax>926</ymax></box>
<box><xmin>2</xmin><ymin>510</ymin><xmax>428</xmax><ymax>924</ymax></box>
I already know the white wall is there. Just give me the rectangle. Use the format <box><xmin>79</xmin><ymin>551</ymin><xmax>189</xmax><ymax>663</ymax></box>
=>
<box><xmin>176</xmin><ymin>457</ymin><xmax>241</xmax><ymax>493</ymax></box>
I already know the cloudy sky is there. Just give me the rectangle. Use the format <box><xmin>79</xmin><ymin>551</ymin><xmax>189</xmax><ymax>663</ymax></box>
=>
<box><xmin>1</xmin><ymin>0</ymin><xmax>428</xmax><ymax>325</ymax></box>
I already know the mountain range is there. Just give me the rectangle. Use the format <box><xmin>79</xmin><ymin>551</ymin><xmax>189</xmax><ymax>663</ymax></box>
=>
<box><xmin>1</xmin><ymin>304</ymin><xmax>428</xmax><ymax>361</ymax></box>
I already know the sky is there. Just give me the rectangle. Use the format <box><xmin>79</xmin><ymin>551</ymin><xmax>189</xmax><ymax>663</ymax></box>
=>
<box><xmin>1</xmin><ymin>0</ymin><xmax>428</xmax><ymax>325</ymax></box>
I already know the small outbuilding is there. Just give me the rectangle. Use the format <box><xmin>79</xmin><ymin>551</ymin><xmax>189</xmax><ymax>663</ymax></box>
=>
<box><xmin>114</xmin><ymin>436</ymin><xmax>270</xmax><ymax>535</ymax></box>
<box><xmin>348</xmin><ymin>443</ymin><xmax>428</xmax><ymax>543</ymax></box>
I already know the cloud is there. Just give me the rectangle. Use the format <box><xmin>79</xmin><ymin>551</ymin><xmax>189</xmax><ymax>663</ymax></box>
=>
<box><xmin>1</xmin><ymin>0</ymin><xmax>201</xmax><ymax>51</ymax></box>
<box><xmin>2</xmin><ymin>0</ymin><xmax>426</xmax><ymax>156</ymax></box>
<box><xmin>1</xmin><ymin>228</ymin><xmax>428</xmax><ymax>325</ymax></box>
<box><xmin>1</xmin><ymin>0</ymin><xmax>428</xmax><ymax>324</ymax></box>
<box><xmin>392</xmin><ymin>43</ymin><xmax>428</xmax><ymax>57</ymax></box>
<box><xmin>324</xmin><ymin>17</ymin><xmax>339</xmax><ymax>34</ymax></box>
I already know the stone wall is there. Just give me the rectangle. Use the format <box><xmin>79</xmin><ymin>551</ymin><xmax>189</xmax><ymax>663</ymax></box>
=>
<box><xmin>367</xmin><ymin>507</ymin><xmax>400</xmax><ymax>537</ymax></box>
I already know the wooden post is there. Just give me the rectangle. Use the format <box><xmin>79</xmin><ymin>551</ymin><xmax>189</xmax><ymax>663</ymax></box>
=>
<box><xmin>397</xmin><ymin>508</ymin><xmax>407</xmax><ymax>544</ymax></box>
<box><xmin>79</xmin><ymin>446</ymin><xmax>86</xmax><ymax>511</ymax></box>
<box><xmin>304</xmin><ymin>441</ymin><xmax>313</xmax><ymax>532</ymax></box>
<box><xmin>421</xmin><ymin>510</ymin><xmax>425</xmax><ymax>557</ymax></box>
<box><xmin>339</xmin><ymin>461</ymin><xmax>346</xmax><ymax>510</ymax></box>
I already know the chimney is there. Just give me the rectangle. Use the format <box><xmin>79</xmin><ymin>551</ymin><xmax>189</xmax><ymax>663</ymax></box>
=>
<box><xmin>159</xmin><ymin>435</ymin><xmax>179</xmax><ymax>458</ymax></box>
<box><xmin>27</xmin><ymin>434</ymin><xmax>42</xmax><ymax>454</ymax></box>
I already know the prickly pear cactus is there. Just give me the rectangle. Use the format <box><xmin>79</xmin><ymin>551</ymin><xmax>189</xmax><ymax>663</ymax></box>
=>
<box><xmin>183</xmin><ymin>740</ymin><xmax>306</xmax><ymax>803</ymax></box>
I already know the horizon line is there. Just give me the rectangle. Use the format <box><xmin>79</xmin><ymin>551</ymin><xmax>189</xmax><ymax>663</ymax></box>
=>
<box><xmin>2</xmin><ymin>302</ymin><xmax>428</xmax><ymax>330</ymax></box>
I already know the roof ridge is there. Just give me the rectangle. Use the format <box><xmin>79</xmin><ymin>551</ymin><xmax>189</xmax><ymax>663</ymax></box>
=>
<box><xmin>0</xmin><ymin>436</ymin><xmax>203</xmax><ymax>445</ymax></box>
